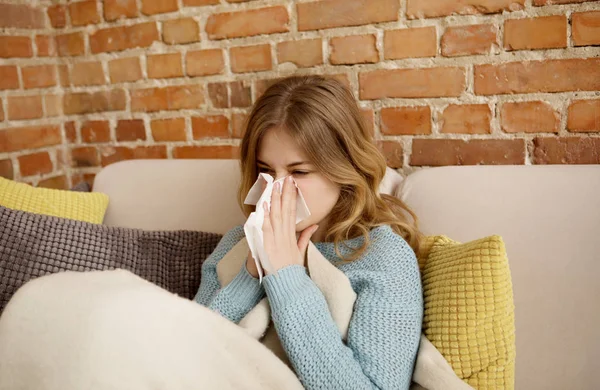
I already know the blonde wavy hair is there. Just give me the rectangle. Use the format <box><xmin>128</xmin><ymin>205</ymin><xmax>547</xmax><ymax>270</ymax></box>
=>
<box><xmin>237</xmin><ymin>75</ymin><xmax>421</xmax><ymax>262</ymax></box>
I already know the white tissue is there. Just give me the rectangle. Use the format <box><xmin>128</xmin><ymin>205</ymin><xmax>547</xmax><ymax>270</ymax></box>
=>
<box><xmin>243</xmin><ymin>173</ymin><xmax>311</xmax><ymax>282</ymax></box>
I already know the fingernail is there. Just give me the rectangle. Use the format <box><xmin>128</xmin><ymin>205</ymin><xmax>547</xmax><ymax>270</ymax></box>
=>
<box><xmin>287</xmin><ymin>176</ymin><xmax>293</xmax><ymax>183</ymax></box>
<box><xmin>274</xmin><ymin>182</ymin><xmax>280</xmax><ymax>192</ymax></box>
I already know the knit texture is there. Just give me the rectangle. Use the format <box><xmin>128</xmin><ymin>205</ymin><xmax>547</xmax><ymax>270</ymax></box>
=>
<box><xmin>420</xmin><ymin>235</ymin><xmax>515</xmax><ymax>390</ymax></box>
<box><xmin>195</xmin><ymin>224</ymin><xmax>423</xmax><ymax>390</ymax></box>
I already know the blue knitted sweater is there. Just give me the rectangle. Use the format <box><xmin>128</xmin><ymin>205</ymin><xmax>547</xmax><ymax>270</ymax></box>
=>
<box><xmin>194</xmin><ymin>224</ymin><xmax>423</xmax><ymax>389</ymax></box>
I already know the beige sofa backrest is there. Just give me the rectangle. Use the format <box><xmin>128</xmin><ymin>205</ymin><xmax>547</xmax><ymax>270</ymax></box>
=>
<box><xmin>94</xmin><ymin>160</ymin><xmax>600</xmax><ymax>390</ymax></box>
<box><xmin>399</xmin><ymin>165</ymin><xmax>600</xmax><ymax>390</ymax></box>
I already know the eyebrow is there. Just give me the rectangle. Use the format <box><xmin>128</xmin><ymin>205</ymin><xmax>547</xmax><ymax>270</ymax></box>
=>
<box><xmin>256</xmin><ymin>159</ymin><xmax>311</xmax><ymax>168</ymax></box>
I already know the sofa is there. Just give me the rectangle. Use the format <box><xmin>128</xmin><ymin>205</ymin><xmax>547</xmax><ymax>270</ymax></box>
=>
<box><xmin>93</xmin><ymin>160</ymin><xmax>600</xmax><ymax>390</ymax></box>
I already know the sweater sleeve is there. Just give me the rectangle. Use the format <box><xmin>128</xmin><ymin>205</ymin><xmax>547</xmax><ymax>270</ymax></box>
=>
<box><xmin>262</xmin><ymin>236</ymin><xmax>423</xmax><ymax>390</ymax></box>
<box><xmin>193</xmin><ymin>225</ymin><xmax>265</xmax><ymax>324</ymax></box>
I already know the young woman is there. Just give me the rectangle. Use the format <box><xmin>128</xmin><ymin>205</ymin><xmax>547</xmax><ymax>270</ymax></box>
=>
<box><xmin>195</xmin><ymin>75</ymin><xmax>423</xmax><ymax>389</ymax></box>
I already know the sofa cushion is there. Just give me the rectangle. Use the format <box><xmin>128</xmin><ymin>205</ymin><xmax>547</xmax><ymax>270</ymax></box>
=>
<box><xmin>0</xmin><ymin>177</ymin><xmax>108</xmax><ymax>224</ymax></box>
<box><xmin>420</xmin><ymin>235</ymin><xmax>515</xmax><ymax>390</ymax></box>
<box><xmin>0</xmin><ymin>205</ymin><xmax>222</xmax><ymax>314</ymax></box>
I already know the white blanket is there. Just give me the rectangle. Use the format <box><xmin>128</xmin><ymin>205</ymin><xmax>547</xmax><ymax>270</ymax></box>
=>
<box><xmin>0</xmin><ymin>239</ymin><xmax>471</xmax><ymax>390</ymax></box>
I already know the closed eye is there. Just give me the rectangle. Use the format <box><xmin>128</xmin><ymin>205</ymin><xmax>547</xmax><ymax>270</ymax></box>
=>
<box><xmin>258</xmin><ymin>168</ymin><xmax>309</xmax><ymax>176</ymax></box>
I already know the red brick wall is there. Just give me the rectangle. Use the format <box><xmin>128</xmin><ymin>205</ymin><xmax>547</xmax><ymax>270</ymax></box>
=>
<box><xmin>0</xmin><ymin>0</ymin><xmax>599</xmax><ymax>189</ymax></box>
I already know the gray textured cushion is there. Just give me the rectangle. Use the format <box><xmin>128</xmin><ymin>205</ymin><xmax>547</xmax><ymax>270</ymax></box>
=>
<box><xmin>0</xmin><ymin>205</ymin><xmax>222</xmax><ymax>314</ymax></box>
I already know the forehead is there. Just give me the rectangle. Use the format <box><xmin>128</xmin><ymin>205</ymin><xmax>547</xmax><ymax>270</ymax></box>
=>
<box><xmin>257</xmin><ymin>128</ymin><xmax>309</xmax><ymax>163</ymax></box>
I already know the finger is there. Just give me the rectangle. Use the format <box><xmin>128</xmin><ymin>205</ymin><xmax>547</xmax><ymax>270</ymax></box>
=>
<box><xmin>270</xmin><ymin>181</ymin><xmax>282</xmax><ymax>234</ymax></box>
<box><xmin>297</xmin><ymin>225</ymin><xmax>319</xmax><ymax>262</ymax></box>
<box><xmin>281</xmin><ymin>176</ymin><xmax>297</xmax><ymax>233</ymax></box>
<box><xmin>262</xmin><ymin>202</ymin><xmax>272</xmax><ymax>234</ymax></box>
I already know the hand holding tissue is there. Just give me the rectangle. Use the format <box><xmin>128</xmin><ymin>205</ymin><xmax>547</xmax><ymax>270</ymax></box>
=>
<box><xmin>243</xmin><ymin>173</ymin><xmax>311</xmax><ymax>282</ymax></box>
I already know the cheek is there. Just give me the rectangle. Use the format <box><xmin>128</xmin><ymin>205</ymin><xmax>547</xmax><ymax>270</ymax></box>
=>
<box><xmin>296</xmin><ymin>177</ymin><xmax>340</xmax><ymax>217</ymax></box>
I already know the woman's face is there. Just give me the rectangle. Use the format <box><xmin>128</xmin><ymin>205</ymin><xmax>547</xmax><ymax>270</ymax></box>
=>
<box><xmin>256</xmin><ymin>127</ymin><xmax>341</xmax><ymax>242</ymax></box>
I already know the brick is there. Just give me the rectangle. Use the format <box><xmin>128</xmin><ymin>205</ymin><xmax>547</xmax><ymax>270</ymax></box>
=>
<box><xmin>173</xmin><ymin>145</ymin><xmax>239</xmax><ymax>159</ymax></box>
<box><xmin>231</xmin><ymin>45</ymin><xmax>272</xmax><ymax>73</ymax></box>
<box><xmin>254</xmin><ymin>79</ymin><xmax>278</xmax><ymax>100</ymax></box>
<box><xmin>101</xmin><ymin>145</ymin><xmax>167</xmax><ymax>166</ymax></box>
<box><xmin>573</xmin><ymin>11</ymin><xmax>600</xmax><ymax>46</ymax></box>
<box><xmin>533</xmin><ymin>137</ymin><xmax>600</xmax><ymax>164</ymax></box>
<box><xmin>360</xmin><ymin>67</ymin><xmax>466</xmax><ymax>99</ymax></box>
<box><xmin>56</xmin><ymin>32</ymin><xmax>85</xmax><ymax>56</ymax></box>
<box><xmin>208</xmin><ymin>83</ymin><xmax>228</xmax><ymax>108</ymax></box>
<box><xmin>534</xmin><ymin>0</ymin><xmax>595</xmax><ymax>5</ymax></box>
<box><xmin>70</xmin><ymin>147</ymin><xmax>100</xmax><ymax>167</ymax></box>
<box><xmin>0</xmin><ymin>125</ymin><xmax>61</xmax><ymax>153</ymax></box>
<box><xmin>192</xmin><ymin>115</ymin><xmax>229</xmax><ymax>138</ymax></box>
<box><xmin>82</xmin><ymin>120</ymin><xmax>111</xmax><ymax>143</ymax></box>
<box><xmin>407</xmin><ymin>0</ymin><xmax>525</xmax><ymax>19</ymax></box>
<box><xmin>8</xmin><ymin>96</ymin><xmax>43</xmax><ymax>120</ymax></box>
<box><xmin>44</xmin><ymin>95</ymin><xmax>63</xmax><ymax>117</ymax></box>
<box><xmin>104</xmin><ymin>0</ymin><xmax>138</xmax><ymax>21</ymax></box>
<box><xmin>151</xmin><ymin>118</ymin><xmax>187</xmax><ymax>141</ymax></box>
<box><xmin>384</xmin><ymin>27</ymin><xmax>436</xmax><ymax>60</ymax></box>
<box><xmin>207</xmin><ymin>82</ymin><xmax>251</xmax><ymax>108</ymax></box>
<box><xmin>361</xmin><ymin>108</ymin><xmax>375</xmax><ymax>137</ymax></box>
<box><xmin>504</xmin><ymin>16</ymin><xmax>567</xmax><ymax>51</ymax></box>
<box><xmin>501</xmin><ymin>101</ymin><xmax>559</xmax><ymax>133</ymax></box>
<box><xmin>298</xmin><ymin>0</ymin><xmax>399</xmax><ymax>31</ymax></box>
<box><xmin>0</xmin><ymin>66</ymin><xmax>19</xmax><ymax>90</ymax></box>
<box><xmin>440</xmin><ymin>104</ymin><xmax>492</xmax><ymax>134</ymax></box>
<box><xmin>108</xmin><ymin>57</ymin><xmax>142</xmax><ymax>83</ymax></box>
<box><xmin>131</xmin><ymin>85</ymin><xmax>204</xmax><ymax>112</ymax></box>
<box><xmin>206</xmin><ymin>7</ymin><xmax>288</xmax><ymax>39</ymax></box>
<box><xmin>90</xmin><ymin>22</ymin><xmax>159</xmax><ymax>53</ymax></box>
<box><xmin>38</xmin><ymin>175</ymin><xmax>68</xmax><ymax>190</ymax></box>
<box><xmin>475</xmin><ymin>58</ymin><xmax>600</xmax><ymax>95</ymax></box>
<box><xmin>230</xmin><ymin>81</ymin><xmax>251</xmax><ymax>108</ymax></box>
<box><xmin>35</xmin><ymin>35</ymin><xmax>57</xmax><ymax>57</ymax></box>
<box><xmin>277</xmin><ymin>39</ymin><xmax>323</xmax><ymax>68</ymax></box>
<box><xmin>411</xmin><ymin>139</ymin><xmax>526</xmax><ymax>166</ymax></box>
<box><xmin>232</xmin><ymin>113</ymin><xmax>247</xmax><ymax>138</ymax></box>
<box><xmin>71</xmin><ymin>61</ymin><xmax>105</xmax><ymax>86</ymax></box>
<box><xmin>0</xmin><ymin>3</ymin><xmax>45</xmax><ymax>29</ymax></box>
<box><xmin>69</xmin><ymin>0</ymin><xmax>100</xmax><ymax>26</ymax></box>
<box><xmin>0</xmin><ymin>36</ymin><xmax>32</xmax><ymax>58</ymax></box>
<box><xmin>183</xmin><ymin>0</ymin><xmax>219</xmax><ymax>5</ymax></box>
<box><xmin>441</xmin><ymin>24</ymin><xmax>497</xmax><ymax>57</ymax></box>
<box><xmin>63</xmin><ymin>90</ymin><xmax>126</xmax><ymax>115</ymax></box>
<box><xmin>19</xmin><ymin>152</ymin><xmax>53</xmax><ymax>176</ymax></box>
<box><xmin>376</xmin><ymin>141</ymin><xmax>404</xmax><ymax>169</ymax></box>
<box><xmin>47</xmin><ymin>5</ymin><xmax>66</xmax><ymax>28</ymax></box>
<box><xmin>0</xmin><ymin>100</ymin><xmax>3</xmax><ymax>121</ymax></box>
<box><xmin>56</xmin><ymin>65</ymin><xmax>69</xmax><ymax>88</ymax></box>
<box><xmin>381</xmin><ymin>106</ymin><xmax>431</xmax><ymax>135</ymax></box>
<box><xmin>65</xmin><ymin>122</ymin><xmax>77</xmax><ymax>143</ymax></box>
<box><xmin>147</xmin><ymin>53</ymin><xmax>183</xmax><ymax>79</ymax></box>
<box><xmin>116</xmin><ymin>119</ymin><xmax>146</xmax><ymax>141</ymax></box>
<box><xmin>0</xmin><ymin>159</ymin><xmax>13</xmax><ymax>180</ymax></box>
<box><xmin>330</xmin><ymin>35</ymin><xmax>378</xmax><ymax>65</ymax></box>
<box><xmin>142</xmin><ymin>0</ymin><xmax>178</xmax><ymax>15</ymax></box>
<box><xmin>186</xmin><ymin>49</ymin><xmax>224</xmax><ymax>76</ymax></box>
<box><xmin>567</xmin><ymin>100</ymin><xmax>600</xmax><ymax>132</ymax></box>
<box><xmin>163</xmin><ymin>18</ymin><xmax>199</xmax><ymax>44</ymax></box>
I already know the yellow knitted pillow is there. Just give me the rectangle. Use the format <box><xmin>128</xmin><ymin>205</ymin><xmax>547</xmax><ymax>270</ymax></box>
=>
<box><xmin>419</xmin><ymin>235</ymin><xmax>516</xmax><ymax>390</ymax></box>
<box><xmin>0</xmin><ymin>177</ymin><xmax>109</xmax><ymax>224</ymax></box>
